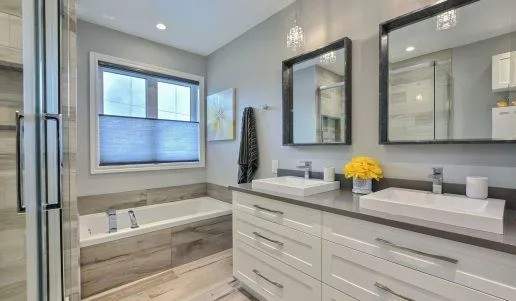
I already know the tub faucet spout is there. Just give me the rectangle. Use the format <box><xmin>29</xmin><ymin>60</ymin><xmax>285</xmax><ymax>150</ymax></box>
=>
<box><xmin>128</xmin><ymin>210</ymin><xmax>139</xmax><ymax>228</ymax></box>
<box><xmin>107</xmin><ymin>208</ymin><xmax>117</xmax><ymax>233</ymax></box>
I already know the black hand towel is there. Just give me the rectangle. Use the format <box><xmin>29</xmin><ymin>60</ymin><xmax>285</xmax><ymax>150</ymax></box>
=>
<box><xmin>238</xmin><ymin>107</ymin><xmax>258</xmax><ymax>184</ymax></box>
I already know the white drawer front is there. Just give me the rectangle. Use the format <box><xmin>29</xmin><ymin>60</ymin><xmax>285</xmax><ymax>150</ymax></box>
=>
<box><xmin>322</xmin><ymin>212</ymin><xmax>516</xmax><ymax>300</ymax></box>
<box><xmin>234</xmin><ymin>241</ymin><xmax>321</xmax><ymax>301</ymax></box>
<box><xmin>323</xmin><ymin>284</ymin><xmax>357</xmax><ymax>301</ymax></box>
<box><xmin>322</xmin><ymin>240</ymin><xmax>502</xmax><ymax>301</ymax></box>
<box><xmin>235</xmin><ymin>210</ymin><xmax>322</xmax><ymax>279</ymax></box>
<box><xmin>234</xmin><ymin>192</ymin><xmax>322</xmax><ymax>236</ymax></box>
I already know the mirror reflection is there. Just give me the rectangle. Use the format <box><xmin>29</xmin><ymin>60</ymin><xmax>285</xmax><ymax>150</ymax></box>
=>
<box><xmin>292</xmin><ymin>48</ymin><xmax>348</xmax><ymax>144</ymax></box>
<box><xmin>387</xmin><ymin>0</ymin><xmax>516</xmax><ymax>142</ymax></box>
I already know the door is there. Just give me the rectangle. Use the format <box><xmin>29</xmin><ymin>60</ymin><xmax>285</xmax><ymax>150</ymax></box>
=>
<box><xmin>16</xmin><ymin>0</ymin><xmax>68</xmax><ymax>300</ymax></box>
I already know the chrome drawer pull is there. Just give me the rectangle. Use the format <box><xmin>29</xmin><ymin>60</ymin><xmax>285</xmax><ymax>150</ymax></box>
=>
<box><xmin>253</xmin><ymin>205</ymin><xmax>284</xmax><ymax>215</ymax></box>
<box><xmin>253</xmin><ymin>269</ymin><xmax>284</xmax><ymax>289</ymax></box>
<box><xmin>253</xmin><ymin>232</ymin><xmax>284</xmax><ymax>246</ymax></box>
<box><xmin>375</xmin><ymin>282</ymin><xmax>415</xmax><ymax>301</ymax></box>
<box><xmin>375</xmin><ymin>238</ymin><xmax>458</xmax><ymax>264</ymax></box>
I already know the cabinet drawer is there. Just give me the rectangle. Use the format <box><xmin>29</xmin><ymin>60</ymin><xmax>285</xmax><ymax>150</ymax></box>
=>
<box><xmin>323</xmin><ymin>284</ymin><xmax>357</xmax><ymax>301</ymax></box>
<box><xmin>234</xmin><ymin>192</ymin><xmax>322</xmax><ymax>236</ymax></box>
<box><xmin>323</xmin><ymin>212</ymin><xmax>516</xmax><ymax>300</ymax></box>
<box><xmin>235</xmin><ymin>210</ymin><xmax>322</xmax><ymax>279</ymax></box>
<box><xmin>322</xmin><ymin>240</ymin><xmax>502</xmax><ymax>301</ymax></box>
<box><xmin>234</xmin><ymin>241</ymin><xmax>321</xmax><ymax>301</ymax></box>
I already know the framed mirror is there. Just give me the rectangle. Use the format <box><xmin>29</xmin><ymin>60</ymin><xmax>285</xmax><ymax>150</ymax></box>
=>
<box><xmin>283</xmin><ymin>38</ymin><xmax>352</xmax><ymax>145</ymax></box>
<box><xmin>380</xmin><ymin>0</ymin><xmax>516</xmax><ymax>144</ymax></box>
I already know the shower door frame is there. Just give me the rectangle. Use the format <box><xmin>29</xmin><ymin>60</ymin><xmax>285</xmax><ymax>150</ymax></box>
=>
<box><xmin>22</xmin><ymin>0</ymin><xmax>71</xmax><ymax>299</ymax></box>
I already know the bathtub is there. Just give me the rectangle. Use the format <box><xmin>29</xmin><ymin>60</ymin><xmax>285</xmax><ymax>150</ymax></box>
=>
<box><xmin>79</xmin><ymin>196</ymin><xmax>232</xmax><ymax>247</ymax></box>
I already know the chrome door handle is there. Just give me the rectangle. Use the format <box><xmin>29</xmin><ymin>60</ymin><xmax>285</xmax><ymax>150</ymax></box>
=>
<box><xmin>15</xmin><ymin>111</ymin><xmax>25</xmax><ymax>213</ymax></box>
<box><xmin>44</xmin><ymin>113</ymin><xmax>62</xmax><ymax>210</ymax></box>
<box><xmin>253</xmin><ymin>269</ymin><xmax>283</xmax><ymax>289</ymax></box>
<box><xmin>375</xmin><ymin>282</ymin><xmax>415</xmax><ymax>301</ymax></box>
<box><xmin>253</xmin><ymin>205</ymin><xmax>284</xmax><ymax>215</ymax></box>
<box><xmin>375</xmin><ymin>238</ymin><xmax>458</xmax><ymax>264</ymax></box>
<box><xmin>253</xmin><ymin>232</ymin><xmax>284</xmax><ymax>246</ymax></box>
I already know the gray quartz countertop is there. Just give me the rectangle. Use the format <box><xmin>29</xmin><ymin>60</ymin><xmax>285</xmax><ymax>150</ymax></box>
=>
<box><xmin>229</xmin><ymin>184</ymin><xmax>516</xmax><ymax>255</ymax></box>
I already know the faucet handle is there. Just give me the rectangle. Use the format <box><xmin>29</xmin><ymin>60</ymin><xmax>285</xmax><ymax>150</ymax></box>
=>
<box><xmin>297</xmin><ymin>160</ymin><xmax>312</xmax><ymax>167</ymax></box>
<box><xmin>432</xmin><ymin>167</ymin><xmax>443</xmax><ymax>175</ymax></box>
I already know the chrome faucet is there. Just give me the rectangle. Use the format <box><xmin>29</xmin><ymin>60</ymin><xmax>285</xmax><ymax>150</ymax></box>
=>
<box><xmin>429</xmin><ymin>167</ymin><xmax>443</xmax><ymax>194</ymax></box>
<box><xmin>107</xmin><ymin>208</ymin><xmax>117</xmax><ymax>233</ymax></box>
<box><xmin>128</xmin><ymin>210</ymin><xmax>139</xmax><ymax>229</ymax></box>
<box><xmin>297</xmin><ymin>161</ymin><xmax>312</xmax><ymax>179</ymax></box>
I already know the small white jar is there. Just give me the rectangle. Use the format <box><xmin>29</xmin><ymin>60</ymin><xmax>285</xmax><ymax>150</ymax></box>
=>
<box><xmin>466</xmin><ymin>176</ymin><xmax>488</xmax><ymax>199</ymax></box>
<box><xmin>323</xmin><ymin>167</ymin><xmax>335</xmax><ymax>182</ymax></box>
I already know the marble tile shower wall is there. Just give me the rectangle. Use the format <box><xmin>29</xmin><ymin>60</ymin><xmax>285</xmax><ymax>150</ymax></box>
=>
<box><xmin>0</xmin><ymin>2</ymin><xmax>24</xmax><ymax>300</ymax></box>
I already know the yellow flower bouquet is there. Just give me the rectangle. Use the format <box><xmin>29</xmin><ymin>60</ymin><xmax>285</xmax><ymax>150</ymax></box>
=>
<box><xmin>343</xmin><ymin>156</ymin><xmax>383</xmax><ymax>194</ymax></box>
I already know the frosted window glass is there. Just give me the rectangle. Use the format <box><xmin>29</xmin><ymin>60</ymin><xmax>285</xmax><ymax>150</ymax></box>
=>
<box><xmin>103</xmin><ymin>71</ymin><xmax>146</xmax><ymax>117</ymax></box>
<box><xmin>157</xmin><ymin>82</ymin><xmax>191</xmax><ymax>121</ymax></box>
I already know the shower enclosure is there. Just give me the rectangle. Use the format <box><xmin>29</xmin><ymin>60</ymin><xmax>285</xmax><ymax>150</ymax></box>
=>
<box><xmin>0</xmin><ymin>0</ymin><xmax>78</xmax><ymax>300</ymax></box>
<box><xmin>388</xmin><ymin>59</ymin><xmax>453</xmax><ymax>141</ymax></box>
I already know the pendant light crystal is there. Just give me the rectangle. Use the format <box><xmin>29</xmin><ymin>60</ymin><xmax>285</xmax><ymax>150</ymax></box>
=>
<box><xmin>287</xmin><ymin>19</ymin><xmax>305</xmax><ymax>50</ymax></box>
<box><xmin>320</xmin><ymin>51</ymin><xmax>336</xmax><ymax>64</ymax></box>
<box><xmin>436</xmin><ymin>9</ymin><xmax>457</xmax><ymax>31</ymax></box>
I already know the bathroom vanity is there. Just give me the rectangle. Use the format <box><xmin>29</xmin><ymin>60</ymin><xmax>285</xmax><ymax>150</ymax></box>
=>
<box><xmin>229</xmin><ymin>185</ymin><xmax>516</xmax><ymax>301</ymax></box>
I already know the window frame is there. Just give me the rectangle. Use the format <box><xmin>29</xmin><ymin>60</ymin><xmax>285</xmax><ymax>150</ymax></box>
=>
<box><xmin>89</xmin><ymin>52</ymin><xmax>205</xmax><ymax>174</ymax></box>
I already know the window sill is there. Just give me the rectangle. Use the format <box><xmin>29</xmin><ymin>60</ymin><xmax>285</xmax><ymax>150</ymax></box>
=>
<box><xmin>90</xmin><ymin>161</ymin><xmax>205</xmax><ymax>174</ymax></box>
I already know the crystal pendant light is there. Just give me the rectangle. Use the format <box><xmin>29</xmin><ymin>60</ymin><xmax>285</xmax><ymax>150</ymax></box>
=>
<box><xmin>436</xmin><ymin>9</ymin><xmax>457</xmax><ymax>31</ymax></box>
<box><xmin>287</xmin><ymin>19</ymin><xmax>305</xmax><ymax>51</ymax></box>
<box><xmin>320</xmin><ymin>51</ymin><xmax>336</xmax><ymax>64</ymax></box>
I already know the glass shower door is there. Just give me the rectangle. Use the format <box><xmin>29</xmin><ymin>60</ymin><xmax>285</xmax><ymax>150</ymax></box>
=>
<box><xmin>0</xmin><ymin>0</ymin><xmax>72</xmax><ymax>299</ymax></box>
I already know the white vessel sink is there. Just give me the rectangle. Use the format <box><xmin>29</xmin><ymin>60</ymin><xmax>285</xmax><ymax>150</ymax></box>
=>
<box><xmin>360</xmin><ymin>188</ymin><xmax>505</xmax><ymax>234</ymax></box>
<box><xmin>251</xmin><ymin>176</ymin><xmax>340</xmax><ymax>196</ymax></box>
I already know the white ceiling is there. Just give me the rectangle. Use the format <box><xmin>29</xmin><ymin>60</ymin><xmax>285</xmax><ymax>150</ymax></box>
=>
<box><xmin>389</xmin><ymin>0</ymin><xmax>516</xmax><ymax>62</ymax></box>
<box><xmin>77</xmin><ymin>0</ymin><xmax>296</xmax><ymax>56</ymax></box>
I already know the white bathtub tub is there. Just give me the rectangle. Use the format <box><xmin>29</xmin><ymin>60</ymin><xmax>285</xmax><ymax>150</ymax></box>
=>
<box><xmin>79</xmin><ymin>197</ymin><xmax>232</xmax><ymax>247</ymax></box>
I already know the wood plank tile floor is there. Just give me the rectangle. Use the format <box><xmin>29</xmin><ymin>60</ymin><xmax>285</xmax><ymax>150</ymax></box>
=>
<box><xmin>83</xmin><ymin>249</ymin><xmax>258</xmax><ymax>301</ymax></box>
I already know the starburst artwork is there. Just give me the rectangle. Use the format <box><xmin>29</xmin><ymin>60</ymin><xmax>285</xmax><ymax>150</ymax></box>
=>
<box><xmin>207</xmin><ymin>88</ymin><xmax>235</xmax><ymax>141</ymax></box>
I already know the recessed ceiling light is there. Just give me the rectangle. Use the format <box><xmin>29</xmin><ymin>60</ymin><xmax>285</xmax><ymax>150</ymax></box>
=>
<box><xmin>156</xmin><ymin>23</ymin><xmax>167</xmax><ymax>30</ymax></box>
<box><xmin>406</xmin><ymin>46</ymin><xmax>416</xmax><ymax>52</ymax></box>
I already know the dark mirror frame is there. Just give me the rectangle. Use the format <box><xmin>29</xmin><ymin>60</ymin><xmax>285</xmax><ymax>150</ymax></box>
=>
<box><xmin>282</xmin><ymin>38</ymin><xmax>352</xmax><ymax>146</ymax></box>
<box><xmin>379</xmin><ymin>0</ymin><xmax>516</xmax><ymax>145</ymax></box>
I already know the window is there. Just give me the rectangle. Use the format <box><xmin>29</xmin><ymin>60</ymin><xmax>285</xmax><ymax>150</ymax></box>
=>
<box><xmin>90</xmin><ymin>52</ymin><xmax>205</xmax><ymax>173</ymax></box>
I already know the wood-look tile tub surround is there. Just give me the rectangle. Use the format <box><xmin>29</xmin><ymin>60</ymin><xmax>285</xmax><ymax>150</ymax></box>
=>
<box><xmin>80</xmin><ymin>215</ymin><xmax>232</xmax><ymax>298</ymax></box>
<box><xmin>78</xmin><ymin>183</ymin><xmax>232</xmax><ymax>215</ymax></box>
<box><xmin>79</xmin><ymin>183</ymin><xmax>233</xmax><ymax>298</ymax></box>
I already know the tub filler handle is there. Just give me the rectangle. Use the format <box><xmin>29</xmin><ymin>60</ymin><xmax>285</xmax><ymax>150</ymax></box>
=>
<box><xmin>107</xmin><ymin>208</ymin><xmax>117</xmax><ymax>233</ymax></box>
<box><xmin>128</xmin><ymin>210</ymin><xmax>139</xmax><ymax>229</ymax></box>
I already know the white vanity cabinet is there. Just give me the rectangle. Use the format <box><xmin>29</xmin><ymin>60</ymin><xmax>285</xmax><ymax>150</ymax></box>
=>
<box><xmin>232</xmin><ymin>191</ymin><xmax>514</xmax><ymax>301</ymax></box>
<box><xmin>492</xmin><ymin>51</ymin><xmax>516</xmax><ymax>92</ymax></box>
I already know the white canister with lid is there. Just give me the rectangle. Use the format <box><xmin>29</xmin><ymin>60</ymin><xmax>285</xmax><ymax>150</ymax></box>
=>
<box><xmin>466</xmin><ymin>176</ymin><xmax>488</xmax><ymax>199</ymax></box>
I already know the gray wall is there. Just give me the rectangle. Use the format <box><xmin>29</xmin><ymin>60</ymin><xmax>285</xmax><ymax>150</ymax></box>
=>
<box><xmin>77</xmin><ymin>21</ymin><xmax>207</xmax><ymax>196</ymax></box>
<box><xmin>451</xmin><ymin>32</ymin><xmax>516</xmax><ymax>139</ymax></box>
<box><xmin>206</xmin><ymin>0</ymin><xmax>516</xmax><ymax>189</ymax></box>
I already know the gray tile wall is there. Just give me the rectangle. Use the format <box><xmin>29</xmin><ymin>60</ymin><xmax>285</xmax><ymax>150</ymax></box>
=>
<box><xmin>78</xmin><ymin>183</ymin><xmax>208</xmax><ymax>215</ymax></box>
